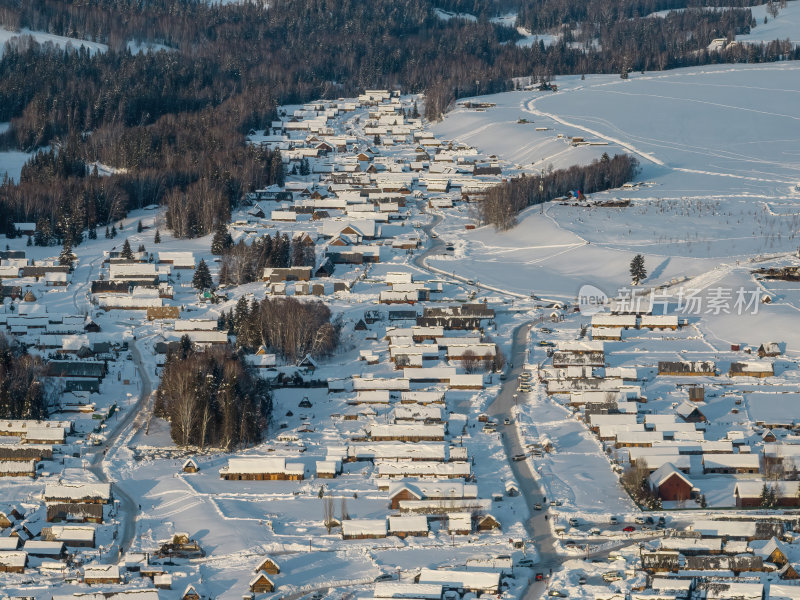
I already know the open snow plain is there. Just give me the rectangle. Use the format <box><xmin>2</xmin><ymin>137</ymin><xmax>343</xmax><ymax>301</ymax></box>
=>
<box><xmin>430</xmin><ymin>63</ymin><xmax>800</xmax><ymax>300</ymax></box>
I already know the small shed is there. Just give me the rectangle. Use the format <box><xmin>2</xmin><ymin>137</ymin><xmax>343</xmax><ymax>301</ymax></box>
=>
<box><xmin>475</xmin><ymin>514</ymin><xmax>501</xmax><ymax>531</ymax></box>
<box><xmin>182</xmin><ymin>458</ymin><xmax>199</xmax><ymax>473</ymax></box>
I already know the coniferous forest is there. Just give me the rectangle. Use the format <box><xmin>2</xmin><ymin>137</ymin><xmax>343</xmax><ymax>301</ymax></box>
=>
<box><xmin>0</xmin><ymin>0</ymin><xmax>796</xmax><ymax>243</ymax></box>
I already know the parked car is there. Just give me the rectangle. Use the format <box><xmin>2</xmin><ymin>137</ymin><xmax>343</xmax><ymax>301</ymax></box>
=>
<box><xmin>623</xmin><ymin>526</ymin><xmax>635</xmax><ymax>532</ymax></box>
<box><xmin>578</xmin><ymin>576</ymin><xmax>587</xmax><ymax>585</ymax></box>
<box><xmin>504</xmin><ymin>418</ymin><xmax>511</xmax><ymax>425</ymax></box>
<box><xmin>602</xmin><ymin>572</ymin><xmax>623</xmax><ymax>582</ymax></box>
<box><xmin>609</xmin><ymin>516</ymin><xmax>618</xmax><ymax>525</ymax></box>
<box><xmin>513</xmin><ymin>453</ymin><xmax>526</xmax><ymax>461</ymax></box>
<box><xmin>534</xmin><ymin>503</ymin><xmax>543</xmax><ymax>510</ymax></box>
<box><xmin>634</xmin><ymin>516</ymin><xmax>645</xmax><ymax>524</ymax></box>
<box><xmin>374</xmin><ymin>574</ymin><xmax>395</xmax><ymax>582</ymax></box>
<box><xmin>518</xmin><ymin>558</ymin><xmax>535</xmax><ymax>568</ymax></box>
<box><xmin>535</xmin><ymin>573</ymin><xmax>544</xmax><ymax>581</ymax></box>
<box><xmin>568</xmin><ymin>517</ymin><xmax>580</xmax><ymax>527</ymax></box>
<box><xmin>548</xmin><ymin>591</ymin><xmax>567</xmax><ymax>598</ymax></box>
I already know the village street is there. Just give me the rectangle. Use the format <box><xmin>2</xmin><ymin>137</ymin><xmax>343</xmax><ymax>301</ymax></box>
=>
<box><xmin>86</xmin><ymin>337</ymin><xmax>154</xmax><ymax>561</ymax></box>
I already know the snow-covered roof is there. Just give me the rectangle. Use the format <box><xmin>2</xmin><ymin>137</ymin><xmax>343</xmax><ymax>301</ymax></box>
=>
<box><xmin>734</xmin><ymin>480</ymin><xmax>800</xmax><ymax>499</ymax></box>
<box><xmin>221</xmin><ymin>457</ymin><xmax>303</xmax><ymax>476</ymax></box>
<box><xmin>649</xmin><ymin>462</ymin><xmax>693</xmax><ymax>488</ymax></box>
<box><xmin>108</xmin><ymin>263</ymin><xmax>158</xmax><ymax>279</ymax></box>
<box><xmin>373</xmin><ymin>583</ymin><xmax>442</xmax><ymax>599</ymax></box>
<box><xmin>84</xmin><ymin>564</ymin><xmax>120</xmax><ymax>579</ymax></box>
<box><xmin>417</xmin><ymin>568</ymin><xmax>499</xmax><ymax>592</ymax></box>
<box><xmin>349</xmin><ymin>443</ymin><xmax>445</xmax><ymax>461</ymax></box>
<box><xmin>557</xmin><ymin>340</ymin><xmax>604</xmax><ymax>353</ymax></box>
<box><xmin>341</xmin><ymin>518</ymin><xmax>387</xmax><ymax>537</ymax></box>
<box><xmin>0</xmin><ymin>551</ymin><xmax>26</xmax><ymax>568</ymax></box>
<box><xmin>703</xmin><ymin>454</ymin><xmax>760</xmax><ymax>469</ymax></box>
<box><xmin>376</xmin><ymin>461</ymin><xmax>470</xmax><ymax>478</ymax></box>
<box><xmin>388</xmin><ymin>515</ymin><xmax>428</xmax><ymax>533</ymax></box>
<box><xmin>753</xmin><ymin>536</ymin><xmax>789</xmax><ymax>560</ymax></box>
<box><xmin>44</xmin><ymin>482</ymin><xmax>111</xmax><ymax>502</ymax></box>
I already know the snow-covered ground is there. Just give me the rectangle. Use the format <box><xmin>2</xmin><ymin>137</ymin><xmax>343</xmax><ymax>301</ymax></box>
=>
<box><xmin>739</xmin><ymin>1</ymin><xmax>800</xmax><ymax>45</ymax></box>
<box><xmin>0</xmin><ymin>149</ymin><xmax>32</xmax><ymax>183</ymax></box>
<box><xmin>0</xmin><ymin>27</ymin><xmax>108</xmax><ymax>57</ymax></box>
<box><xmin>429</xmin><ymin>62</ymin><xmax>800</xmax><ymax>299</ymax></box>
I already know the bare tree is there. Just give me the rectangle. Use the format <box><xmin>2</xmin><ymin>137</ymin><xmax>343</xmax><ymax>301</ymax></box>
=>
<box><xmin>461</xmin><ymin>350</ymin><xmax>481</xmax><ymax>374</ymax></box>
<box><xmin>323</xmin><ymin>494</ymin><xmax>335</xmax><ymax>533</ymax></box>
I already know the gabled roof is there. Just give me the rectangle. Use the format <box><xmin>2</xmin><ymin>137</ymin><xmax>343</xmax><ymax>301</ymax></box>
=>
<box><xmin>250</xmin><ymin>572</ymin><xmax>275</xmax><ymax>586</ymax></box>
<box><xmin>649</xmin><ymin>462</ymin><xmax>693</xmax><ymax>489</ymax></box>
<box><xmin>754</xmin><ymin>536</ymin><xmax>789</xmax><ymax>561</ymax></box>
<box><xmin>256</xmin><ymin>556</ymin><xmax>280</xmax><ymax>572</ymax></box>
<box><xmin>388</xmin><ymin>483</ymin><xmax>424</xmax><ymax>500</ymax></box>
<box><xmin>676</xmin><ymin>400</ymin><xmax>704</xmax><ymax>419</ymax></box>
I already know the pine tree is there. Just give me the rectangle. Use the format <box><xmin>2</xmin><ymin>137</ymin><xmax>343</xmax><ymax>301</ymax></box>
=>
<box><xmin>760</xmin><ymin>483</ymin><xmax>771</xmax><ymax>508</ymax></box>
<box><xmin>111</xmin><ymin>225</ymin><xmax>117</xmax><ymax>238</ymax></box>
<box><xmin>104</xmin><ymin>226</ymin><xmax>110</xmax><ymax>239</ymax></box>
<box><xmin>137</xmin><ymin>244</ymin><xmax>146</xmax><ymax>253</ymax></box>
<box><xmin>211</xmin><ymin>222</ymin><xmax>233</xmax><ymax>255</ymax></box>
<box><xmin>234</xmin><ymin>297</ymin><xmax>249</xmax><ymax>334</ymax></box>
<box><xmin>630</xmin><ymin>254</ymin><xmax>647</xmax><ymax>285</ymax></box>
<box><xmin>88</xmin><ymin>227</ymin><xmax>97</xmax><ymax>240</ymax></box>
<box><xmin>120</xmin><ymin>238</ymin><xmax>134</xmax><ymax>260</ymax></box>
<box><xmin>192</xmin><ymin>259</ymin><xmax>213</xmax><ymax>290</ymax></box>
<box><xmin>58</xmin><ymin>238</ymin><xmax>73</xmax><ymax>267</ymax></box>
<box><xmin>154</xmin><ymin>229</ymin><xmax>161</xmax><ymax>244</ymax></box>
<box><xmin>26</xmin><ymin>236</ymin><xmax>32</xmax><ymax>246</ymax></box>
<box><xmin>270</xmin><ymin>149</ymin><xmax>285</xmax><ymax>186</ymax></box>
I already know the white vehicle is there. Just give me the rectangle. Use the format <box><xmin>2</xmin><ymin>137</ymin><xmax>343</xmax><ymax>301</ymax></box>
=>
<box><xmin>568</xmin><ymin>517</ymin><xmax>580</xmax><ymax>527</ymax></box>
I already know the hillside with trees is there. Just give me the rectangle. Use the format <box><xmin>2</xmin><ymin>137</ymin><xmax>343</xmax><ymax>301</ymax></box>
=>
<box><xmin>0</xmin><ymin>0</ymin><xmax>795</xmax><ymax>241</ymax></box>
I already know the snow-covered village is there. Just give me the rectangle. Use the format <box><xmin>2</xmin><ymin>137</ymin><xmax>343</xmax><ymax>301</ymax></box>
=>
<box><xmin>1</xmin><ymin>2</ymin><xmax>800</xmax><ymax>598</ymax></box>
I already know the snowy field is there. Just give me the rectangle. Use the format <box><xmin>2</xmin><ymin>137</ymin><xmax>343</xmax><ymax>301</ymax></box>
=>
<box><xmin>0</xmin><ymin>150</ymin><xmax>31</xmax><ymax>183</ymax></box>
<box><xmin>740</xmin><ymin>1</ymin><xmax>800</xmax><ymax>45</ymax></box>
<box><xmin>428</xmin><ymin>63</ymin><xmax>800</xmax><ymax>300</ymax></box>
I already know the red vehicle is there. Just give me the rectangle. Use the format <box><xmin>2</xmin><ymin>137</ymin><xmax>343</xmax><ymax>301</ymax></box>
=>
<box><xmin>535</xmin><ymin>573</ymin><xmax>544</xmax><ymax>581</ymax></box>
<box><xmin>623</xmin><ymin>526</ymin><xmax>635</xmax><ymax>532</ymax></box>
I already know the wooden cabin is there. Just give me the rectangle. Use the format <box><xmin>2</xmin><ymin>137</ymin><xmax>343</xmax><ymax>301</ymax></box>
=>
<box><xmin>256</xmin><ymin>557</ymin><xmax>280</xmax><ymax>575</ymax></box>
<box><xmin>250</xmin><ymin>573</ymin><xmax>275</xmax><ymax>593</ymax></box>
